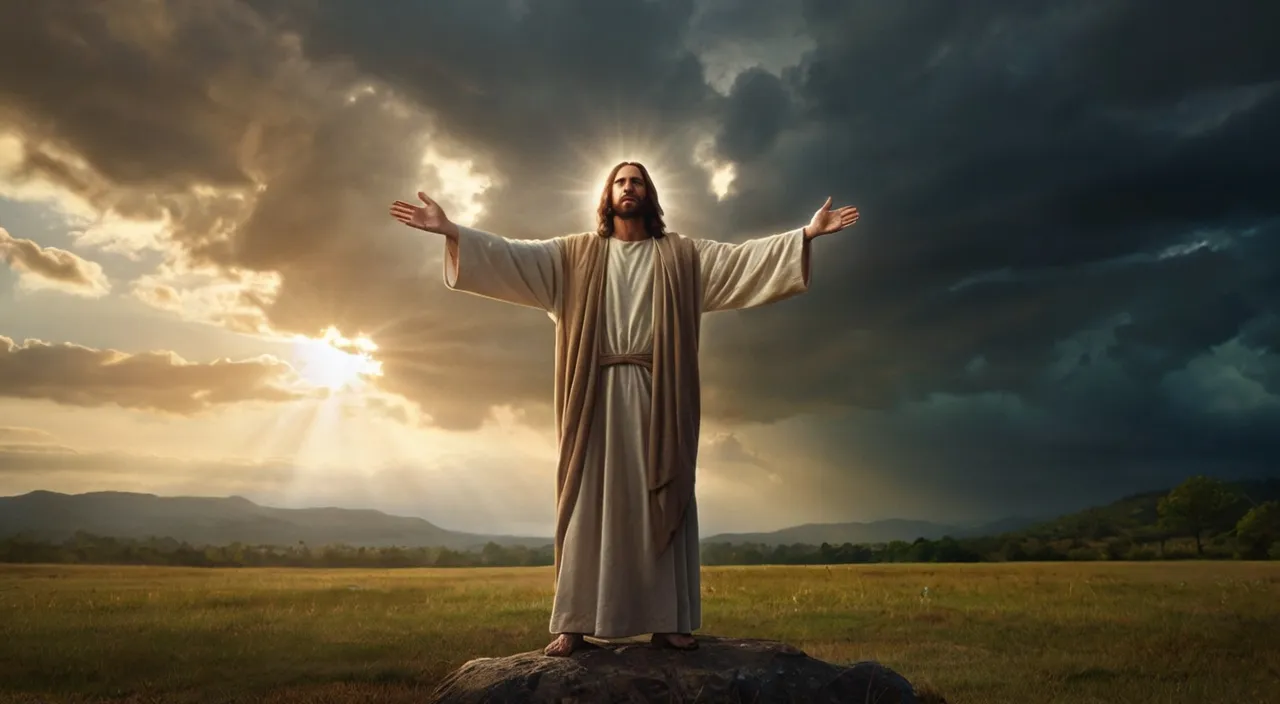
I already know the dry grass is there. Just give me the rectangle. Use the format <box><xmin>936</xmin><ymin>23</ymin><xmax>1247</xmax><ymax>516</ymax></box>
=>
<box><xmin>2</xmin><ymin>561</ymin><xmax>1278</xmax><ymax>703</ymax></box>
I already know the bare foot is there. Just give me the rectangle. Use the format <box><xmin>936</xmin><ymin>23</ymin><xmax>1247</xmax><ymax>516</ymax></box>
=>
<box><xmin>543</xmin><ymin>633</ymin><xmax>587</xmax><ymax>656</ymax></box>
<box><xmin>651</xmin><ymin>633</ymin><xmax>698</xmax><ymax>650</ymax></box>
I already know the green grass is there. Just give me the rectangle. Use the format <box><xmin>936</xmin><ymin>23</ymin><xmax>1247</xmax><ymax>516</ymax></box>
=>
<box><xmin>2</xmin><ymin>562</ymin><xmax>1278</xmax><ymax>703</ymax></box>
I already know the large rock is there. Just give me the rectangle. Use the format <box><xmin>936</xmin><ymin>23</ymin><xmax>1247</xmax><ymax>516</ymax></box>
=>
<box><xmin>427</xmin><ymin>636</ymin><xmax>922</xmax><ymax>704</ymax></box>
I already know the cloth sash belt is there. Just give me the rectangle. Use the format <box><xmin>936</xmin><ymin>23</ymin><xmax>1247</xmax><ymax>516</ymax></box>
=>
<box><xmin>598</xmin><ymin>353</ymin><xmax>654</xmax><ymax>371</ymax></box>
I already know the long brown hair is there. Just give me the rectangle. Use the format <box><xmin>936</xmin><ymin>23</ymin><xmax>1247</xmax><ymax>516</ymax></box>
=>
<box><xmin>595</xmin><ymin>161</ymin><xmax>667</xmax><ymax>238</ymax></box>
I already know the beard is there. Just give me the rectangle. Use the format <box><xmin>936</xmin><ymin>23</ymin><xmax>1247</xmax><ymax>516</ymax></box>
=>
<box><xmin>614</xmin><ymin>197</ymin><xmax>650</xmax><ymax>220</ymax></box>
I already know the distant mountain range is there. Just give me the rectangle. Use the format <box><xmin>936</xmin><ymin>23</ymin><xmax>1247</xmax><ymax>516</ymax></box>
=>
<box><xmin>705</xmin><ymin>478</ymin><xmax>1280</xmax><ymax>548</ymax></box>
<box><xmin>0</xmin><ymin>491</ymin><xmax>551</xmax><ymax>551</ymax></box>
<box><xmin>0</xmin><ymin>490</ymin><xmax>1043</xmax><ymax>550</ymax></box>
<box><xmin>699</xmin><ymin>516</ymin><xmax>1040</xmax><ymax>547</ymax></box>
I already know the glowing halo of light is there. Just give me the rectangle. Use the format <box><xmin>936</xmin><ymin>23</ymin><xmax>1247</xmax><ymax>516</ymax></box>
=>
<box><xmin>545</xmin><ymin>118</ymin><xmax>695</xmax><ymax>231</ymax></box>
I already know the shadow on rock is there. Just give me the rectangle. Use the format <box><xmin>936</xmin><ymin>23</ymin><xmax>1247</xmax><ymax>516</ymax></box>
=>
<box><xmin>428</xmin><ymin>636</ymin><xmax>929</xmax><ymax>704</ymax></box>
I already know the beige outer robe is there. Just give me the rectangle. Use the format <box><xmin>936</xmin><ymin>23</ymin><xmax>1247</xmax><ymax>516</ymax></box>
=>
<box><xmin>444</xmin><ymin>225</ymin><xmax>811</xmax><ymax>638</ymax></box>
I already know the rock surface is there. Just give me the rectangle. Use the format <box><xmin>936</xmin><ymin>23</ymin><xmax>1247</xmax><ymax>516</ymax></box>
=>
<box><xmin>427</xmin><ymin>636</ymin><xmax>920</xmax><ymax>704</ymax></box>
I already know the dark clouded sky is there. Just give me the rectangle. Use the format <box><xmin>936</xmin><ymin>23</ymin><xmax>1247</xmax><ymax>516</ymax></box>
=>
<box><xmin>0</xmin><ymin>0</ymin><xmax>1277</xmax><ymax>534</ymax></box>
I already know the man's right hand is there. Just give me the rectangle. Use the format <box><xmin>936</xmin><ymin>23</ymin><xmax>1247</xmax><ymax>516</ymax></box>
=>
<box><xmin>390</xmin><ymin>191</ymin><xmax>459</xmax><ymax>240</ymax></box>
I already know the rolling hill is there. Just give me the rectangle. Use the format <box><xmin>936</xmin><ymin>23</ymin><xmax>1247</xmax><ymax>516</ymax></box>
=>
<box><xmin>5</xmin><ymin>478</ymin><xmax>1274</xmax><ymax>553</ymax></box>
<box><xmin>0</xmin><ymin>491</ymin><xmax>553</xmax><ymax>551</ymax></box>
<box><xmin>0</xmin><ymin>490</ymin><xmax>1043</xmax><ymax>551</ymax></box>
<box><xmin>1013</xmin><ymin>477</ymin><xmax>1280</xmax><ymax>541</ymax></box>
<box><xmin>699</xmin><ymin>516</ymin><xmax>1039</xmax><ymax>547</ymax></box>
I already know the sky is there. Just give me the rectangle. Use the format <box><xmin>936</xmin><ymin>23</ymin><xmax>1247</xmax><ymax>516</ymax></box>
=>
<box><xmin>0</xmin><ymin>0</ymin><xmax>1278</xmax><ymax>538</ymax></box>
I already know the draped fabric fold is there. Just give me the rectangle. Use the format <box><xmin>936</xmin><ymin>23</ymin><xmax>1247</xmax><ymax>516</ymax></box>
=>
<box><xmin>551</xmin><ymin>232</ymin><xmax>702</xmax><ymax>578</ymax></box>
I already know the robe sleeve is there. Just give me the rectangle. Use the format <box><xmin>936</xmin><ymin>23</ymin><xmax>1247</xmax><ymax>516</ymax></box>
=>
<box><xmin>694</xmin><ymin>227</ymin><xmax>812</xmax><ymax>312</ymax></box>
<box><xmin>443</xmin><ymin>225</ymin><xmax>563</xmax><ymax>315</ymax></box>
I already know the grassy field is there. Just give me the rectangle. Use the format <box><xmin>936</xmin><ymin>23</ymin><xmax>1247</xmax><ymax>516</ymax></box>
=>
<box><xmin>1</xmin><ymin>561</ymin><xmax>1278</xmax><ymax>703</ymax></box>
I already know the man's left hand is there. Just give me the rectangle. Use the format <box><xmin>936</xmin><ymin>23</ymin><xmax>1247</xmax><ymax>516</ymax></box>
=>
<box><xmin>804</xmin><ymin>197</ymin><xmax>860</xmax><ymax>240</ymax></box>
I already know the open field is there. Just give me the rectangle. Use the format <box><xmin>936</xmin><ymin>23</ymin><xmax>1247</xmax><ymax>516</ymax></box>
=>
<box><xmin>1</xmin><ymin>561</ymin><xmax>1278</xmax><ymax>703</ymax></box>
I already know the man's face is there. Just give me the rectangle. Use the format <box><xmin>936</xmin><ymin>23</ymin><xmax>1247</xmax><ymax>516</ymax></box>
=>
<box><xmin>611</xmin><ymin>165</ymin><xmax>647</xmax><ymax>218</ymax></box>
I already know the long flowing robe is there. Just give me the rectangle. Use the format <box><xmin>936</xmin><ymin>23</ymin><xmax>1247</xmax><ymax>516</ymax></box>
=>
<box><xmin>444</xmin><ymin>225</ymin><xmax>811</xmax><ymax>638</ymax></box>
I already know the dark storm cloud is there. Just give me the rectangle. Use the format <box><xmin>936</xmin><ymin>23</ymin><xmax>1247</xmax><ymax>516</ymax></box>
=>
<box><xmin>715</xmin><ymin>68</ymin><xmax>792</xmax><ymax>162</ymax></box>
<box><xmin>265</xmin><ymin>0</ymin><xmax>724</xmax><ymax>236</ymax></box>
<box><xmin>681</xmin><ymin>0</ymin><xmax>1279</xmax><ymax>513</ymax></box>
<box><xmin>1</xmin><ymin>0</ymin><xmax>1278</xmax><ymax>516</ymax></box>
<box><xmin>0</xmin><ymin>0</ymin><xmax>261</xmax><ymax>191</ymax></box>
<box><xmin>695</xmin><ymin>1</ymin><xmax>1280</xmax><ymax>405</ymax></box>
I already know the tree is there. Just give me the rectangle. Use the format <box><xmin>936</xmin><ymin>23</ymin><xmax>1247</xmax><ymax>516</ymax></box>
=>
<box><xmin>1133</xmin><ymin>524</ymin><xmax>1173</xmax><ymax>557</ymax></box>
<box><xmin>934</xmin><ymin>536</ymin><xmax>980</xmax><ymax>562</ymax></box>
<box><xmin>1235</xmin><ymin>501</ymin><xmax>1280</xmax><ymax>559</ymax></box>
<box><xmin>906</xmin><ymin>537</ymin><xmax>937</xmax><ymax>562</ymax></box>
<box><xmin>1157</xmin><ymin>476</ymin><xmax>1236</xmax><ymax>556</ymax></box>
<box><xmin>480</xmin><ymin>541</ymin><xmax>507</xmax><ymax>566</ymax></box>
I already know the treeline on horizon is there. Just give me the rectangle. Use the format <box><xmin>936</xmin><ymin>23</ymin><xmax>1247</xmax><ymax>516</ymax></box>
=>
<box><xmin>2</xmin><ymin>476</ymin><xmax>1277</xmax><ymax>568</ymax></box>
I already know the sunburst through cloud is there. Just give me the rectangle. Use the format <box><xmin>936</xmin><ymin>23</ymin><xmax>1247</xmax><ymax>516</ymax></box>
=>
<box><xmin>289</xmin><ymin>326</ymin><xmax>384</xmax><ymax>392</ymax></box>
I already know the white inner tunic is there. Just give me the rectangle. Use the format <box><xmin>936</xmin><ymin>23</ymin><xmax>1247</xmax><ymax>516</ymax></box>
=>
<box><xmin>443</xmin><ymin>225</ymin><xmax>811</xmax><ymax>639</ymax></box>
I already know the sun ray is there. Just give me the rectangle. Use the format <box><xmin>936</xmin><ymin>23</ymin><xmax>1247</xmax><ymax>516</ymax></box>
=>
<box><xmin>237</xmin><ymin>400</ymin><xmax>321</xmax><ymax>460</ymax></box>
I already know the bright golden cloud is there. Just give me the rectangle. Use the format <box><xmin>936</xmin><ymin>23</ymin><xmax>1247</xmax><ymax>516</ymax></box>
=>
<box><xmin>0</xmin><ymin>226</ymin><xmax>111</xmax><ymax>297</ymax></box>
<box><xmin>129</xmin><ymin>260</ymin><xmax>281</xmax><ymax>335</ymax></box>
<box><xmin>0</xmin><ymin>335</ymin><xmax>307</xmax><ymax>414</ymax></box>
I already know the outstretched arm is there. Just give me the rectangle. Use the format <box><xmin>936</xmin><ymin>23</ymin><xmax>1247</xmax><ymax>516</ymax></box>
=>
<box><xmin>444</xmin><ymin>225</ymin><xmax>561</xmax><ymax>313</ymax></box>
<box><xmin>697</xmin><ymin>228</ymin><xmax>811</xmax><ymax>312</ymax></box>
<box><xmin>391</xmin><ymin>192</ymin><xmax>561</xmax><ymax>314</ymax></box>
<box><xmin>698</xmin><ymin>196</ymin><xmax>859</xmax><ymax>313</ymax></box>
